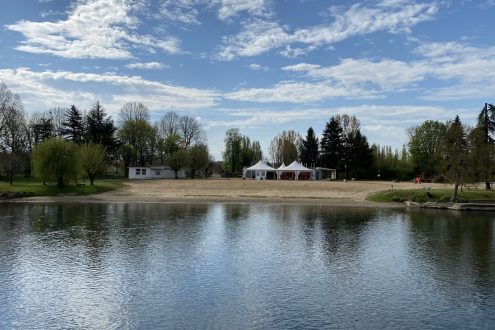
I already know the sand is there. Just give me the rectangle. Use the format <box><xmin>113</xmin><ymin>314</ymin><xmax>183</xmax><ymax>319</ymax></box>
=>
<box><xmin>13</xmin><ymin>178</ymin><xmax>454</xmax><ymax>207</ymax></box>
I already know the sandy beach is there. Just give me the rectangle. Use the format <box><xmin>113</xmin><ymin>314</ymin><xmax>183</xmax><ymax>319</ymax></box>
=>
<box><xmin>14</xmin><ymin>179</ymin><xmax>453</xmax><ymax>207</ymax></box>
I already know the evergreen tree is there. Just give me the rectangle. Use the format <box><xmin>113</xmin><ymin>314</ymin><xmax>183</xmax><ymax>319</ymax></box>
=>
<box><xmin>299</xmin><ymin>127</ymin><xmax>319</xmax><ymax>167</ymax></box>
<box><xmin>471</xmin><ymin>103</ymin><xmax>495</xmax><ymax>190</ymax></box>
<box><xmin>444</xmin><ymin>116</ymin><xmax>468</xmax><ymax>202</ymax></box>
<box><xmin>346</xmin><ymin>130</ymin><xmax>373</xmax><ymax>178</ymax></box>
<box><xmin>320</xmin><ymin>117</ymin><xmax>343</xmax><ymax>170</ymax></box>
<box><xmin>86</xmin><ymin>101</ymin><xmax>117</xmax><ymax>154</ymax></box>
<box><xmin>61</xmin><ymin>105</ymin><xmax>85</xmax><ymax>144</ymax></box>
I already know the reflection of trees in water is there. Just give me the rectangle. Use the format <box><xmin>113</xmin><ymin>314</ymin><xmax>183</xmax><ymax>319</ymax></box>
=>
<box><xmin>407</xmin><ymin>210</ymin><xmax>495</xmax><ymax>289</ymax></box>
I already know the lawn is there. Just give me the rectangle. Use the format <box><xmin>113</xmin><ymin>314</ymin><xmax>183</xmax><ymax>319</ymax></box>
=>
<box><xmin>368</xmin><ymin>188</ymin><xmax>495</xmax><ymax>203</ymax></box>
<box><xmin>0</xmin><ymin>176</ymin><xmax>124</xmax><ymax>198</ymax></box>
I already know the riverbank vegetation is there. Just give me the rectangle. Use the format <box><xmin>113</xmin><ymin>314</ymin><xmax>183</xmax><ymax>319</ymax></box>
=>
<box><xmin>0</xmin><ymin>176</ymin><xmax>123</xmax><ymax>198</ymax></box>
<box><xmin>368</xmin><ymin>188</ymin><xmax>495</xmax><ymax>203</ymax></box>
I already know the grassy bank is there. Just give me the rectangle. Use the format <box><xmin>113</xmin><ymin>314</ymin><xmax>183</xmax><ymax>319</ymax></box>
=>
<box><xmin>368</xmin><ymin>188</ymin><xmax>495</xmax><ymax>203</ymax></box>
<box><xmin>0</xmin><ymin>176</ymin><xmax>124</xmax><ymax>198</ymax></box>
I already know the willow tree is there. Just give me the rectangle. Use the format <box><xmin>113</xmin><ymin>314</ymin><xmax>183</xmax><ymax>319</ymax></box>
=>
<box><xmin>80</xmin><ymin>143</ymin><xmax>106</xmax><ymax>185</ymax></box>
<box><xmin>32</xmin><ymin>138</ymin><xmax>80</xmax><ymax>187</ymax></box>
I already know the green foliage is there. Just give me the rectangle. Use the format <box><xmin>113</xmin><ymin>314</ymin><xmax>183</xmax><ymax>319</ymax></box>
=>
<box><xmin>368</xmin><ymin>189</ymin><xmax>495</xmax><ymax>203</ymax></box>
<box><xmin>188</xmin><ymin>144</ymin><xmax>209</xmax><ymax>179</ymax></box>
<box><xmin>269</xmin><ymin>130</ymin><xmax>300</xmax><ymax>165</ymax></box>
<box><xmin>167</xmin><ymin>149</ymin><xmax>190</xmax><ymax>179</ymax></box>
<box><xmin>223</xmin><ymin>128</ymin><xmax>243</xmax><ymax>174</ymax></box>
<box><xmin>61</xmin><ymin>105</ymin><xmax>85</xmax><ymax>143</ymax></box>
<box><xmin>443</xmin><ymin>116</ymin><xmax>468</xmax><ymax>201</ymax></box>
<box><xmin>0</xmin><ymin>176</ymin><xmax>122</xmax><ymax>197</ymax></box>
<box><xmin>408</xmin><ymin>120</ymin><xmax>447</xmax><ymax>180</ymax></box>
<box><xmin>299</xmin><ymin>127</ymin><xmax>319</xmax><ymax>167</ymax></box>
<box><xmin>371</xmin><ymin>144</ymin><xmax>414</xmax><ymax>180</ymax></box>
<box><xmin>31</xmin><ymin>138</ymin><xmax>81</xmax><ymax>187</ymax></box>
<box><xmin>86</xmin><ymin>101</ymin><xmax>117</xmax><ymax>154</ymax></box>
<box><xmin>80</xmin><ymin>143</ymin><xmax>107</xmax><ymax>185</ymax></box>
<box><xmin>117</xmin><ymin>118</ymin><xmax>155</xmax><ymax>166</ymax></box>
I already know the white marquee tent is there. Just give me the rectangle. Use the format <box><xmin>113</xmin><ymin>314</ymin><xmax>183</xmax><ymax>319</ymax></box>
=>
<box><xmin>277</xmin><ymin>161</ymin><xmax>315</xmax><ymax>180</ymax></box>
<box><xmin>243</xmin><ymin>160</ymin><xmax>275</xmax><ymax>180</ymax></box>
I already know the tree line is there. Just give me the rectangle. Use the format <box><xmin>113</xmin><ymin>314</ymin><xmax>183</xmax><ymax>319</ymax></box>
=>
<box><xmin>408</xmin><ymin>104</ymin><xmax>495</xmax><ymax>200</ymax></box>
<box><xmin>0</xmin><ymin>82</ymin><xmax>213</xmax><ymax>186</ymax></box>
<box><xmin>223</xmin><ymin>114</ymin><xmax>377</xmax><ymax>179</ymax></box>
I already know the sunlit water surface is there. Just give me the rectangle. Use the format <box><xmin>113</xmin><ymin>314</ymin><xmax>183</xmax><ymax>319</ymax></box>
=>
<box><xmin>0</xmin><ymin>203</ymin><xmax>494</xmax><ymax>329</ymax></box>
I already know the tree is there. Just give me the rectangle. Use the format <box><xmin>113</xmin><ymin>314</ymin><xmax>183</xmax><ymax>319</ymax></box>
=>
<box><xmin>80</xmin><ymin>143</ymin><xmax>106</xmax><ymax>185</ymax></box>
<box><xmin>119</xmin><ymin>144</ymin><xmax>137</xmax><ymax>178</ymax></box>
<box><xmin>178</xmin><ymin>115</ymin><xmax>205</xmax><ymax>148</ymax></box>
<box><xmin>346</xmin><ymin>130</ymin><xmax>373</xmax><ymax>179</ymax></box>
<box><xmin>61</xmin><ymin>105</ymin><xmax>85</xmax><ymax>144</ymax></box>
<box><xmin>30</xmin><ymin>112</ymin><xmax>54</xmax><ymax>144</ymax></box>
<box><xmin>31</xmin><ymin>138</ymin><xmax>80</xmax><ymax>187</ymax></box>
<box><xmin>48</xmin><ymin>107</ymin><xmax>66</xmax><ymax>137</ymax></box>
<box><xmin>320</xmin><ymin>117</ymin><xmax>343</xmax><ymax>170</ymax></box>
<box><xmin>239</xmin><ymin>136</ymin><xmax>263</xmax><ymax>167</ymax></box>
<box><xmin>188</xmin><ymin>144</ymin><xmax>209</xmax><ymax>179</ymax></box>
<box><xmin>443</xmin><ymin>116</ymin><xmax>468</xmax><ymax>202</ymax></box>
<box><xmin>470</xmin><ymin>103</ymin><xmax>495</xmax><ymax>190</ymax></box>
<box><xmin>269</xmin><ymin>130</ymin><xmax>300</xmax><ymax>165</ymax></box>
<box><xmin>86</xmin><ymin>101</ymin><xmax>117</xmax><ymax>154</ymax></box>
<box><xmin>223</xmin><ymin>128</ymin><xmax>242</xmax><ymax>174</ymax></box>
<box><xmin>157</xmin><ymin>111</ymin><xmax>181</xmax><ymax>138</ymax></box>
<box><xmin>0</xmin><ymin>82</ymin><xmax>22</xmax><ymax>135</ymax></box>
<box><xmin>408</xmin><ymin>120</ymin><xmax>447</xmax><ymax>180</ymax></box>
<box><xmin>299</xmin><ymin>127</ymin><xmax>319</xmax><ymax>167</ymax></box>
<box><xmin>117</xmin><ymin>103</ymin><xmax>154</xmax><ymax>166</ymax></box>
<box><xmin>167</xmin><ymin>149</ymin><xmax>190</xmax><ymax>179</ymax></box>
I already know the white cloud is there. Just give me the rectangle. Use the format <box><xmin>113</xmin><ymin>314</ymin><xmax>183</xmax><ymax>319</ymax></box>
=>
<box><xmin>226</xmin><ymin>81</ymin><xmax>378</xmax><ymax>103</ymax></box>
<box><xmin>158</xmin><ymin>0</ymin><xmax>270</xmax><ymax>24</ymax></box>
<box><xmin>6</xmin><ymin>0</ymin><xmax>181</xmax><ymax>59</ymax></box>
<box><xmin>125</xmin><ymin>62</ymin><xmax>169</xmax><ymax>70</ymax></box>
<box><xmin>281</xmin><ymin>41</ymin><xmax>495</xmax><ymax>101</ymax></box>
<box><xmin>0</xmin><ymin>67</ymin><xmax>218</xmax><ymax>113</ymax></box>
<box><xmin>218</xmin><ymin>1</ymin><xmax>438</xmax><ymax>59</ymax></box>
<box><xmin>248</xmin><ymin>63</ymin><xmax>268</xmax><ymax>71</ymax></box>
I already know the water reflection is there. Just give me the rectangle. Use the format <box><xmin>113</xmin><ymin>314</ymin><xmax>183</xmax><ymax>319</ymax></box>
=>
<box><xmin>0</xmin><ymin>203</ymin><xmax>494</xmax><ymax>329</ymax></box>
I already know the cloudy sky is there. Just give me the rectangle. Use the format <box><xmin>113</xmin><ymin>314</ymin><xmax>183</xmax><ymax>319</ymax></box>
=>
<box><xmin>1</xmin><ymin>0</ymin><xmax>494</xmax><ymax>159</ymax></box>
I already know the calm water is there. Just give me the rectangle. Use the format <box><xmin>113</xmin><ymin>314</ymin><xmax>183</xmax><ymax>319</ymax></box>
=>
<box><xmin>0</xmin><ymin>203</ymin><xmax>494</xmax><ymax>329</ymax></box>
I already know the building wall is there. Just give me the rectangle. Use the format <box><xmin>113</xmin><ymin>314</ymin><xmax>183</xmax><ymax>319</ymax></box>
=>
<box><xmin>128</xmin><ymin>167</ymin><xmax>186</xmax><ymax>179</ymax></box>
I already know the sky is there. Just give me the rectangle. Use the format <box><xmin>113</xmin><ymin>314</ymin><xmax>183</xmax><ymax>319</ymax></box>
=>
<box><xmin>0</xmin><ymin>0</ymin><xmax>494</xmax><ymax>160</ymax></box>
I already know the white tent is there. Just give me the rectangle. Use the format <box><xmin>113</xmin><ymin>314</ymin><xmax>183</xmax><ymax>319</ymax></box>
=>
<box><xmin>278</xmin><ymin>161</ymin><xmax>314</xmax><ymax>180</ymax></box>
<box><xmin>243</xmin><ymin>160</ymin><xmax>275</xmax><ymax>180</ymax></box>
<box><xmin>276</xmin><ymin>163</ymin><xmax>286</xmax><ymax>180</ymax></box>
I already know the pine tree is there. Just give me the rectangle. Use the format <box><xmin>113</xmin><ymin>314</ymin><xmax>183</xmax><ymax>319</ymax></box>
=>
<box><xmin>444</xmin><ymin>116</ymin><xmax>467</xmax><ymax>202</ymax></box>
<box><xmin>299</xmin><ymin>127</ymin><xmax>319</xmax><ymax>167</ymax></box>
<box><xmin>472</xmin><ymin>103</ymin><xmax>495</xmax><ymax>190</ymax></box>
<box><xmin>320</xmin><ymin>117</ymin><xmax>343</xmax><ymax>170</ymax></box>
<box><xmin>61</xmin><ymin>105</ymin><xmax>85</xmax><ymax>144</ymax></box>
<box><xmin>86</xmin><ymin>101</ymin><xmax>117</xmax><ymax>154</ymax></box>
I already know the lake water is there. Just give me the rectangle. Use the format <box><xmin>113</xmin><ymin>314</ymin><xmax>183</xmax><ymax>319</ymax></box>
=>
<box><xmin>0</xmin><ymin>203</ymin><xmax>494</xmax><ymax>329</ymax></box>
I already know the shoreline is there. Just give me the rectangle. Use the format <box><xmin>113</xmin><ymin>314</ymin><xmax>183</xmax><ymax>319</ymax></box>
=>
<box><xmin>2</xmin><ymin>179</ymin><xmax>456</xmax><ymax>208</ymax></box>
<box><xmin>4</xmin><ymin>194</ymin><xmax>403</xmax><ymax>208</ymax></box>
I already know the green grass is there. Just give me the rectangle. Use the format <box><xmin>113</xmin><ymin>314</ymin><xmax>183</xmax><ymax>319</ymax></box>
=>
<box><xmin>0</xmin><ymin>176</ymin><xmax>124</xmax><ymax>198</ymax></box>
<box><xmin>368</xmin><ymin>188</ymin><xmax>495</xmax><ymax>203</ymax></box>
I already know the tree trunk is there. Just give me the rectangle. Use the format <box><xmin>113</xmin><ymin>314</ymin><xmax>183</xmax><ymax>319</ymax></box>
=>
<box><xmin>90</xmin><ymin>175</ymin><xmax>95</xmax><ymax>186</ymax></box>
<box><xmin>9</xmin><ymin>173</ymin><xmax>13</xmax><ymax>185</ymax></box>
<box><xmin>174</xmin><ymin>170</ymin><xmax>178</xmax><ymax>179</ymax></box>
<box><xmin>451</xmin><ymin>182</ymin><xmax>459</xmax><ymax>202</ymax></box>
<box><xmin>191</xmin><ymin>170</ymin><xmax>195</xmax><ymax>179</ymax></box>
<box><xmin>57</xmin><ymin>176</ymin><xmax>64</xmax><ymax>188</ymax></box>
<box><xmin>485</xmin><ymin>181</ymin><xmax>491</xmax><ymax>190</ymax></box>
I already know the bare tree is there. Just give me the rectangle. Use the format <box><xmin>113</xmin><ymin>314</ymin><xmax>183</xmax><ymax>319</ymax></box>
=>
<box><xmin>178</xmin><ymin>115</ymin><xmax>206</xmax><ymax>148</ymax></box>
<box><xmin>48</xmin><ymin>107</ymin><xmax>66</xmax><ymax>137</ymax></box>
<box><xmin>119</xmin><ymin>102</ymin><xmax>150</xmax><ymax>126</ymax></box>
<box><xmin>157</xmin><ymin>111</ymin><xmax>180</xmax><ymax>138</ymax></box>
<box><xmin>0</xmin><ymin>82</ymin><xmax>20</xmax><ymax>135</ymax></box>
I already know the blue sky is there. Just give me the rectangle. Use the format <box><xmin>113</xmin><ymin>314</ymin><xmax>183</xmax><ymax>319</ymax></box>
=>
<box><xmin>1</xmin><ymin>0</ymin><xmax>494</xmax><ymax>159</ymax></box>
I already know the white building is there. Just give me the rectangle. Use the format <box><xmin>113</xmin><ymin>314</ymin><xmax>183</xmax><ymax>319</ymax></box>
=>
<box><xmin>128</xmin><ymin>166</ymin><xmax>186</xmax><ymax>180</ymax></box>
